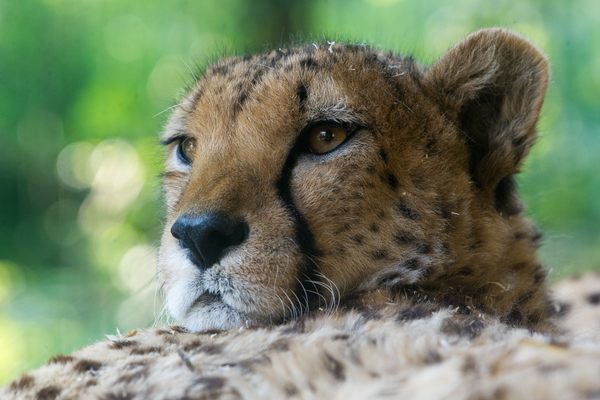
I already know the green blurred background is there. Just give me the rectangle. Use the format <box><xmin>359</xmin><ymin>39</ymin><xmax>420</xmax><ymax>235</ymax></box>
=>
<box><xmin>1</xmin><ymin>0</ymin><xmax>599</xmax><ymax>385</ymax></box>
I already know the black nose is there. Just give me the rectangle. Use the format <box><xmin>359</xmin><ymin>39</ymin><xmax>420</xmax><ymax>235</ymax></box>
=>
<box><xmin>170</xmin><ymin>212</ymin><xmax>249</xmax><ymax>270</ymax></box>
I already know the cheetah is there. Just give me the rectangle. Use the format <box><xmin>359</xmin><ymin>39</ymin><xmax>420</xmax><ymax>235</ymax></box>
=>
<box><xmin>4</xmin><ymin>28</ymin><xmax>600</xmax><ymax>399</ymax></box>
<box><xmin>159</xmin><ymin>28</ymin><xmax>551</xmax><ymax>332</ymax></box>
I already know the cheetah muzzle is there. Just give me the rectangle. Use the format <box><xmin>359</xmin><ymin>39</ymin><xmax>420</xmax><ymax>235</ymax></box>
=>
<box><xmin>158</xmin><ymin>28</ymin><xmax>552</xmax><ymax>332</ymax></box>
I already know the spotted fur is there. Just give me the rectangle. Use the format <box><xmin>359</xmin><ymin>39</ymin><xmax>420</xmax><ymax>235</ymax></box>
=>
<box><xmin>3</xmin><ymin>274</ymin><xmax>600</xmax><ymax>399</ymax></box>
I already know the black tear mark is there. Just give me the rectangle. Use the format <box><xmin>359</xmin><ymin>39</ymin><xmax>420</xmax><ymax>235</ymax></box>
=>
<box><xmin>276</xmin><ymin>134</ymin><xmax>322</xmax><ymax>311</ymax></box>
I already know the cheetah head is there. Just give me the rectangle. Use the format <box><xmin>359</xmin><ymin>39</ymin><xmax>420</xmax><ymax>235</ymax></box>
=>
<box><xmin>158</xmin><ymin>29</ymin><xmax>550</xmax><ymax>331</ymax></box>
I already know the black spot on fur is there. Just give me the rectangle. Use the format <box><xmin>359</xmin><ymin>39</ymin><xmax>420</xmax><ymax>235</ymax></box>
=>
<box><xmin>416</xmin><ymin>242</ymin><xmax>432</xmax><ymax>254</ymax></box>
<box><xmin>396</xmin><ymin>200</ymin><xmax>419</xmax><ymax>220</ymax></box>
<box><xmin>332</xmin><ymin>333</ymin><xmax>350</xmax><ymax>341</ymax></box>
<box><xmin>394</xmin><ymin>231</ymin><xmax>415</xmax><ymax>244</ymax></box>
<box><xmin>250</xmin><ymin>68</ymin><xmax>266</xmax><ymax>87</ymax></box>
<box><xmin>284</xmin><ymin>383</ymin><xmax>299</xmax><ymax>396</ymax></box>
<box><xmin>396</xmin><ymin>304</ymin><xmax>434</xmax><ymax>322</ymax></box>
<box><xmin>36</xmin><ymin>386</ymin><xmax>61</xmax><ymax>400</ymax></box>
<box><xmin>587</xmin><ymin>292</ymin><xmax>600</xmax><ymax>305</ymax></box>
<box><xmin>369</xmin><ymin>223</ymin><xmax>379</xmax><ymax>233</ymax></box>
<box><xmin>452</xmin><ymin>265</ymin><xmax>473</xmax><ymax>277</ymax></box>
<box><xmin>182</xmin><ymin>340</ymin><xmax>203</xmax><ymax>352</ymax></box>
<box><xmin>441</xmin><ymin>242</ymin><xmax>451</xmax><ymax>255</ymax></box>
<box><xmin>402</xmin><ymin>258</ymin><xmax>420</xmax><ymax>270</ymax></box>
<box><xmin>48</xmin><ymin>355</ymin><xmax>74</xmax><ymax>364</ymax></box>
<box><xmin>424</xmin><ymin>349</ymin><xmax>443</xmax><ymax>364</ymax></box>
<box><xmin>297</xmin><ymin>83</ymin><xmax>308</xmax><ymax>109</ymax></box>
<box><xmin>385</xmin><ymin>171</ymin><xmax>399</xmax><ymax>189</ymax></box>
<box><xmin>504</xmin><ymin>308</ymin><xmax>523</xmax><ymax>325</ymax></box>
<box><xmin>197</xmin><ymin>343</ymin><xmax>223</xmax><ymax>355</ymax></box>
<box><xmin>425</xmin><ymin>136</ymin><xmax>437</xmax><ymax>153</ymax></box>
<box><xmin>372</xmin><ymin>249</ymin><xmax>388</xmax><ymax>260</ymax></box>
<box><xmin>9</xmin><ymin>374</ymin><xmax>34</xmax><ymax>391</ymax></box>
<box><xmin>269</xmin><ymin>338</ymin><xmax>290</xmax><ymax>352</ymax></box>
<box><xmin>511</xmin><ymin>262</ymin><xmax>528</xmax><ymax>271</ymax></box>
<box><xmin>351</xmin><ymin>234</ymin><xmax>364</xmax><ymax>245</ymax></box>
<box><xmin>299</xmin><ymin>57</ymin><xmax>318</xmax><ymax>69</ymax></box>
<box><xmin>379</xmin><ymin>149</ymin><xmax>389</xmax><ymax>163</ymax></box>
<box><xmin>109</xmin><ymin>340</ymin><xmax>137</xmax><ymax>350</ymax></box>
<box><xmin>335</xmin><ymin>223</ymin><xmax>351</xmax><ymax>234</ymax></box>
<box><xmin>323</xmin><ymin>352</ymin><xmax>346</xmax><ymax>381</ymax></box>
<box><xmin>441</xmin><ymin>317</ymin><xmax>484</xmax><ymax>339</ymax></box>
<box><xmin>73</xmin><ymin>359</ymin><xmax>102</xmax><ymax>374</ymax></box>
<box><xmin>527</xmin><ymin>311</ymin><xmax>543</xmax><ymax>325</ymax></box>
<box><xmin>130</xmin><ymin>346</ymin><xmax>161</xmax><ymax>355</ymax></box>
<box><xmin>211</xmin><ymin>64</ymin><xmax>230</xmax><ymax>76</ymax></box>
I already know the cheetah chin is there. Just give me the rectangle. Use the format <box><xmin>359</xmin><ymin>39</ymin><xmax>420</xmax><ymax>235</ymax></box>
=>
<box><xmin>159</xmin><ymin>28</ymin><xmax>553</xmax><ymax>332</ymax></box>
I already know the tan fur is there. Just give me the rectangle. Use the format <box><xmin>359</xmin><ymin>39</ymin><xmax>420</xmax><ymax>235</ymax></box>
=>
<box><xmin>159</xmin><ymin>28</ymin><xmax>552</xmax><ymax>332</ymax></box>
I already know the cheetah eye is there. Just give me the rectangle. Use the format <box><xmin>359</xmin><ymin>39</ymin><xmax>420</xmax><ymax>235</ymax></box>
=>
<box><xmin>177</xmin><ymin>137</ymin><xmax>197</xmax><ymax>164</ymax></box>
<box><xmin>306</xmin><ymin>123</ymin><xmax>349</xmax><ymax>155</ymax></box>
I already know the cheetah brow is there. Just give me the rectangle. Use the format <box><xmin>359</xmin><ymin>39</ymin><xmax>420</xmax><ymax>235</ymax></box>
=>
<box><xmin>160</xmin><ymin>132</ymin><xmax>189</xmax><ymax>146</ymax></box>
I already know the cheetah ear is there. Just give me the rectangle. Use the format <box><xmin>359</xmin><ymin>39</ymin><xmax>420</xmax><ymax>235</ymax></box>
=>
<box><xmin>424</xmin><ymin>28</ymin><xmax>548</xmax><ymax>215</ymax></box>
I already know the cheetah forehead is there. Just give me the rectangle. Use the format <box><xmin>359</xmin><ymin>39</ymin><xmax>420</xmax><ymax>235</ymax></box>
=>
<box><xmin>163</xmin><ymin>43</ymin><xmax>420</xmax><ymax>141</ymax></box>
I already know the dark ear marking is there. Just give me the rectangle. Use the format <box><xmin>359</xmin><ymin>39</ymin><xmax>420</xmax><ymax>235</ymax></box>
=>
<box><xmin>424</xmin><ymin>29</ymin><xmax>548</xmax><ymax>205</ymax></box>
<box><xmin>494</xmin><ymin>176</ymin><xmax>523</xmax><ymax>217</ymax></box>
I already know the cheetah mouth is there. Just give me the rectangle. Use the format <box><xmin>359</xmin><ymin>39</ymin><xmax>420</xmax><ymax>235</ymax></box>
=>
<box><xmin>183</xmin><ymin>291</ymin><xmax>253</xmax><ymax>331</ymax></box>
<box><xmin>191</xmin><ymin>292</ymin><xmax>221</xmax><ymax>307</ymax></box>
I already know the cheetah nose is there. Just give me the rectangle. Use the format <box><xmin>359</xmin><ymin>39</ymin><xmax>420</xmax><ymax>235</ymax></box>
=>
<box><xmin>170</xmin><ymin>212</ymin><xmax>249</xmax><ymax>270</ymax></box>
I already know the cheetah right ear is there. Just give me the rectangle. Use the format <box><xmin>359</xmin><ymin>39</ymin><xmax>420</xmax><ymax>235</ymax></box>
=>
<box><xmin>423</xmin><ymin>28</ymin><xmax>548</xmax><ymax>215</ymax></box>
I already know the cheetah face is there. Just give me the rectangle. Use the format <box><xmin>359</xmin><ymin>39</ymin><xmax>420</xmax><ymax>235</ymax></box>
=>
<box><xmin>158</xmin><ymin>30</ymin><xmax>548</xmax><ymax>331</ymax></box>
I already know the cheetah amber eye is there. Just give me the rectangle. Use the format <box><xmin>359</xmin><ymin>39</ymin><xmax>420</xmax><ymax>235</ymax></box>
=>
<box><xmin>177</xmin><ymin>137</ymin><xmax>197</xmax><ymax>164</ymax></box>
<box><xmin>307</xmin><ymin>123</ymin><xmax>348</xmax><ymax>155</ymax></box>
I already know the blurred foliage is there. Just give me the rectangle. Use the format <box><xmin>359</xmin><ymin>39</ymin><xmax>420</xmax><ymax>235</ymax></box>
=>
<box><xmin>1</xmin><ymin>0</ymin><xmax>599</xmax><ymax>385</ymax></box>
